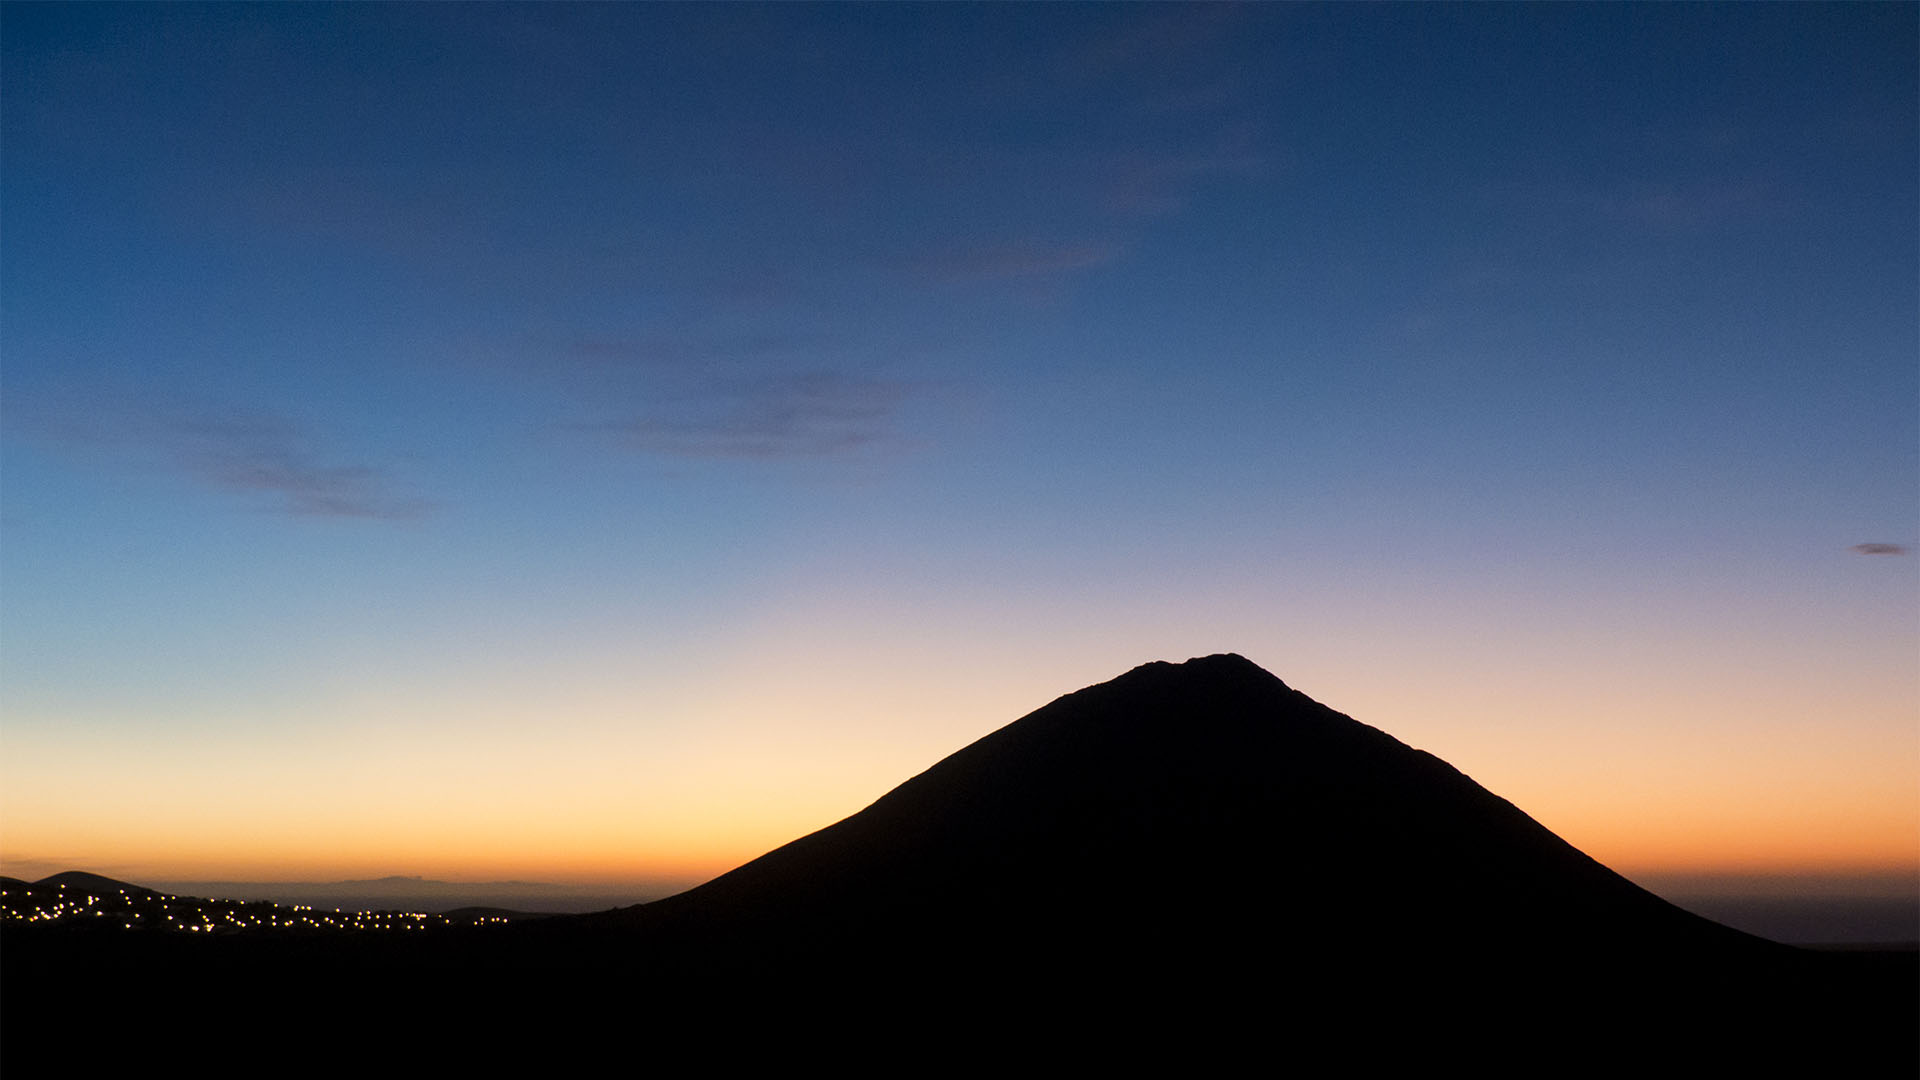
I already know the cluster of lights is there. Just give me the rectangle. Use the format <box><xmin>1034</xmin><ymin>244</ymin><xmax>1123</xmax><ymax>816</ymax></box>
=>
<box><xmin>1</xmin><ymin>882</ymin><xmax>513</xmax><ymax>933</ymax></box>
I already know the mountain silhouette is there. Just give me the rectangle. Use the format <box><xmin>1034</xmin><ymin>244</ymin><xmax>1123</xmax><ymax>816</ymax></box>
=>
<box><xmin>644</xmin><ymin>655</ymin><xmax>1757</xmax><ymax>964</ymax></box>
<box><xmin>621</xmin><ymin>655</ymin><xmax>1906</xmax><ymax>1069</ymax></box>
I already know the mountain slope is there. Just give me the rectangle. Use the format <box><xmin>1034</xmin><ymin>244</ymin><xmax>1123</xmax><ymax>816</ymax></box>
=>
<box><xmin>645</xmin><ymin>654</ymin><xmax>1762</xmax><ymax>967</ymax></box>
<box><xmin>619</xmin><ymin>655</ymin><xmax>1915</xmax><ymax>1068</ymax></box>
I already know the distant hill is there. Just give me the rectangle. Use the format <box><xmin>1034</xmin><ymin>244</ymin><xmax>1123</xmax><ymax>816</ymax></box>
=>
<box><xmin>32</xmin><ymin>871</ymin><xmax>156</xmax><ymax>898</ymax></box>
<box><xmin>436</xmin><ymin>906</ymin><xmax>550</xmax><ymax>922</ymax></box>
<box><xmin>144</xmin><ymin>876</ymin><xmax>663</xmax><ymax>914</ymax></box>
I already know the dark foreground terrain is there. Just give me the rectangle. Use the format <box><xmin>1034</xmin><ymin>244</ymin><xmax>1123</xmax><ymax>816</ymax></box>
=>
<box><xmin>7</xmin><ymin>657</ymin><xmax>1914</xmax><ymax>1072</ymax></box>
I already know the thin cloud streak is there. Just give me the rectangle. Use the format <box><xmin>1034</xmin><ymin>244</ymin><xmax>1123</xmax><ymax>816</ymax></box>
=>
<box><xmin>481</xmin><ymin>331</ymin><xmax>931</xmax><ymax>463</ymax></box>
<box><xmin>566</xmin><ymin>332</ymin><xmax>834</xmax><ymax>370</ymax></box>
<box><xmin>1056</xmin><ymin>2</ymin><xmax>1246</xmax><ymax>87</ymax></box>
<box><xmin>603</xmin><ymin>372</ymin><xmax>914</xmax><ymax>460</ymax></box>
<box><xmin>907</xmin><ymin>240</ymin><xmax>1126</xmax><ymax>283</ymax></box>
<box><xmin>169</xmin><ymin>415</ymin><xmax>432</xmax><ymax>520</ymax></box>
<box><xmin>21</xmin><ymin>398</ymin><xmax>433</xmax><ymax>522</ymax></box>
<box><xmin>1850</xmin><ymin>543</ymin><xmax>1908</xmax><ymax>556</ymax></box>
<box><xmin>1485</xmin><ymin>175</ymin><xmax>1787</xmax><ymax>235</ymax></box>
<box><xmin>1100</xmin><ymin>145</ymin><xmax>1264</xmax><ymax>217</ymax></box>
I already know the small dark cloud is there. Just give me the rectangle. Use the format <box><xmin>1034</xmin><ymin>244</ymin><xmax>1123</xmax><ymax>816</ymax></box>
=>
<box><xmin>603</xmin><ymin>372</ymin><xmax>913</xmax><ymax>460</ymax></box>
<box><xmin>484</xmin><ymin>331</ymin><xmax>932</xmax><ymax>464</ymax></box>
<box><xmin>22</xmin><ymin>398</ymin><xmax>433</xmax><ymax>522</ymax></box>
<box><xmin>168</xmin><ymin>414</ymin><xmax>431</xmax><ymax>520</ymax></box>
<box><xmin>1850</xmin><ymin>543</ymin><xmax>1908</xmax><ymax>556</ymax></box>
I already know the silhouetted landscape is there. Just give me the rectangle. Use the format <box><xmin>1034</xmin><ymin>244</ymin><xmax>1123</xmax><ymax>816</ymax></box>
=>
<box><xmin>6</xmin><ymin>6</ymin><xmax>1912</xmax><ymax>1072</ymax></box>
<box><xmin>4</xmin><ymin>656</ymin><xmax>1913</xmax><ymax>1071</ymax></box>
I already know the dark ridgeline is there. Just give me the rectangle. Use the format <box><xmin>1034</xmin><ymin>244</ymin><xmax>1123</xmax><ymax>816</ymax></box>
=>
<box><xmin>5</xmin><ymin>656</ymin><xmax>1913</xmax><ymax>1071</ymax></box>
<box><xmin>24</xmin><ymin>870</ymin><xmax>161</xmax><ymax>898</ymax></box>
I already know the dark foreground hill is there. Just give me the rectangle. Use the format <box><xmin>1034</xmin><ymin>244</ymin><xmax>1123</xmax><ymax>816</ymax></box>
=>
<box><xmin>6</xmin><ymin>656</ymin><xmax>1914</xmax><ymax>1072</ymax></box>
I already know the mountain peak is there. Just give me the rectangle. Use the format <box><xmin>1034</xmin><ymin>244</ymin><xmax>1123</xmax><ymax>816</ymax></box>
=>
<box><xmin>645</xmin><ymin>653</ymin><xmax>1764</xmax><ymax>988</ymax></box>
<box><xmin>1120</xmin><ymin>651</ymin><xmax>1272</xmax><ymax>679</ymax></box>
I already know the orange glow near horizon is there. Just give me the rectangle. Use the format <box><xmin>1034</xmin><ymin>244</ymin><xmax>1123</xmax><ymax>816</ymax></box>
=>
<box><xmin>3</xmin><ymin>717</ymin><xmax>1912</xmax><ymax>895</ymax></box>
<box><xmin>4</xmin><ymin>632</ymin><xmax>1913</xmax><ymax>896</ymax></box>
<box><xmin>5</xmin><ymin>807</ymin><xmax>1912</xmax><ymax>896</ymax></box>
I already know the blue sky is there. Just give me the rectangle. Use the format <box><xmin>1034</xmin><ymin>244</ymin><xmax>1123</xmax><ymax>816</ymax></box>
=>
<box><xmin>2</xmin><ymin>4</ymin><xmax>1913</xmax><ymax>890</ymax></box>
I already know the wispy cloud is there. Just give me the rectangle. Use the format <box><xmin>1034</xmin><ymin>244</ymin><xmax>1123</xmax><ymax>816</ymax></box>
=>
<box><xmin>168</xmin><ymin>415</ymin><xmax>431</xmax><ymax>520</ymax></box>
<box><xmin>479</xmin><ymin>329</ymin><xmax>930</xmax><ymax>463</ymax></box>
<box><xmin>23</xmin><ymin>398</ymin><xmax>431</xmax><ymax>521</ymax></box>
<box><xmin>1850</xmin><ymin>543</ymin><xmax>1908</xmax><ymax>556</ymax></box>
<box><xmin>1600</xmin><ymin>180</ymin><xmax>1782</xmax><ymax>230</ymax></box>
<box><xmin>906</xmin><ymin>240</ymin><xmax>1126</xmax><ymax>284</ymax></box>
<box><xmin>1100</xmin><ymin>141</ymin><xmax>1265</xmax><ymax>217</ymax></box>
<box><xmin>602</xmin><ymin>372</ymin><xmax>913</xmax><ymax>460</ymax></box>
<box><xmin>564</xmin><ymin>332</ymin><xmax>832</xmax><ymax>370</ymax></box>
<box><xmin>1056</xmin><ymin>4</ymin><xmax>1246</xmax><ymax>89</ymax></box>
<box><xmin>1487</xmin><ymin>175</ymin><xmax>1785</xmax><ymax>234</ymax></box>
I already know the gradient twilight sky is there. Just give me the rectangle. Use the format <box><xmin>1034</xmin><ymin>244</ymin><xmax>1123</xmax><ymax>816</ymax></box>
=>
<box><xmin>2</xmin><ymin>4</ymin><xmax>1914</xmax><ymax>897</ymax></box>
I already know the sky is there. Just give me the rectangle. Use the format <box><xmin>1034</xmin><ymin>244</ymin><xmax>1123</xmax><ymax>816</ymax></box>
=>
<box><xmin>2</xmin><ymin>5</ymin><xmax>1914</xmax><ymax>908</ymax></box>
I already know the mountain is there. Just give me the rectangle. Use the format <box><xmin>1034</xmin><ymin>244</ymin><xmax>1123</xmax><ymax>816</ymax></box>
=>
<box><xmin>644</xmin><ymin>655</ymin><xmax>1758</xmax><ymax>962</ymax></box>
<box><xmin>628</xmin><ymin>655</ymin><xmax>1907</xmax><ymax>1068</ymax></box>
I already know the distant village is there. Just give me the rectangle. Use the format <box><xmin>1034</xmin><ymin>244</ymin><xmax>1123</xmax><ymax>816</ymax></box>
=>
<box><xmin>1</xmin><ymin>873</ymin><xmax>518</xmax><ymax>934</ymax></box>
